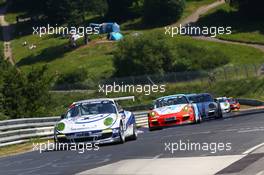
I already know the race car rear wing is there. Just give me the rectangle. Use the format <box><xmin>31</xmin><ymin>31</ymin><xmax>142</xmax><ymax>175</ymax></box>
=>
<box><xmin>113</xmin><ymin>96</ymin><xmax>135</xmax><ymax>102</ymax></box>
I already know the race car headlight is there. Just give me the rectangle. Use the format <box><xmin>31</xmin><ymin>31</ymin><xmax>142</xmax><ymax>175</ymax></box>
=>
<box><xmin>104</xmin><ymin>117</ymin><xmax>114</xmax><ymax>126</ymax></box>
<box><xmin>56</xmin><ymin>122</ymin><xmax>65</xmax><ymax>131</ymax></box>
<box><xmin>150</xmin><ymin>111</ymin><xmax>156</xmax><ymax>117</ymax></box>
<box><xmin>112</xmin><ymin>128</ymin><xmax>119</xmax><ymax>134</ymax></box>
<box><xmin>182</xmin><ymin>106</ymin><xmax>189</xmax><ymax>112</ymax></box>
<box><xmin>209</xmin><ymin>103</ymin><xmax>216</xmax><ymax>109</ymax></box>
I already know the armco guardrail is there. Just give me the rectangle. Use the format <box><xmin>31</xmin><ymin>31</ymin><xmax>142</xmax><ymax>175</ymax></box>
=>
<box><xmin>238</xmin><ymin>98</ymin><xmax>264</xmax><ymax>106</ymax></box>
<box><xmin>0</xmin><ymin>111</ymin><xmax>148</xmax><ymax>147</ymax></box>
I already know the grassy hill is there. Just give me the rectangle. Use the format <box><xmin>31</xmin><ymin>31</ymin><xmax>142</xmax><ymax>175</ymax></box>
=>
<box><xmin>197</xmin><ymin>4</ymin><xmax>264</xmax><ymax>44</ymax></box>
<box><xmin>7</xmin><ymin>0</ymin><xmax>264</xmax><ymax>85</ymax></box>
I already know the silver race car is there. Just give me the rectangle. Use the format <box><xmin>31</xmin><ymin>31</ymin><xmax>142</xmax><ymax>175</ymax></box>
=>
<box><xmin>187</xmin><ymin>93</ymin><xmax>223</xmax><ymax>119</ymax></box>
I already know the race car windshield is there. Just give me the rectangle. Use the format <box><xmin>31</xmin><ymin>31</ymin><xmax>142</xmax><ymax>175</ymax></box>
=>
<box><xmin>80</xmin><ymin>102</ymin><xmax>117</xmax><ymax>115</ymax></box>
<box><xmin>155</xmin><ymin>96</ymin><xmax>188</xmax><ymax>108</ymax></box>
<box><xmin>228</xmin><ymin>99</ymin><xmax>237</xmax><ymax>104</ymax></box>
<box><xmin>218</xmin><ymin>99</ymin><xmax>226</xmax><ymax>102</ymax></box>
<box><xmin>66</xmin><ymin>106</ymin><xmax>79</xmax><ymax>118</ymax></box>
<box><xmin>196</xmin><ymin>95</ymin><xmax>214</xmax><ymax>103</ymax></box>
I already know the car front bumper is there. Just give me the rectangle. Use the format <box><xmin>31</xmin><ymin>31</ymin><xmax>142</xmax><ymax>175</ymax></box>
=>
<box><xmin>148</xmin><ymin>113</ymin><xmax>195</xmax><ymax>128</ymax></box>
<box><xmin>55</xmin><ymin>128</ymin><xmax>121</xmax><ymax>144</ymax></box>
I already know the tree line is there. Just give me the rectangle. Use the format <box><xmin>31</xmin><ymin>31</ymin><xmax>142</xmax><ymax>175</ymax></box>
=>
<box><xmin>0</xmin><ymin>58</ymin><xmax>54</xmax><ymax>119</ymax></box>
<box><xmin>10</xmin><ymin>0</ymin><xmax>186</xmax><ymax>26</ymax></box>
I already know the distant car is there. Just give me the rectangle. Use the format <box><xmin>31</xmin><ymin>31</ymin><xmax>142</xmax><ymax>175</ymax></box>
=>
<box><xmin>216</xmin><ymin>97</ymin><xmax>231</xmax><ymax>113</ymax></box>
<box><xmin>187</xmin><ymin>93</ymin><xmax>223</xmax><ymax>119</ymax></box>
<box><xmin>148</xmin><ymin>94</ymin><xmax>201</xmax><ymax>131</ymax></box>
<box><xmin>227</xmin><ymin>98</ymin><xmax>241</xmax><ymax>111</ymax></box>
<box><xmin>54</xmin><ymin>97</ymin><xmax>137</xmax><ymax>145</ymax></box>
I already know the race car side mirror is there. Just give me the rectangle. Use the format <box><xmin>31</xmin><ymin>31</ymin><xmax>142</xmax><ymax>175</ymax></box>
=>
<box><xmin>60</xmin><ymin>114</ymin><xmax>66</xmax><ymax>119</ymax></box>
<box><xmin>190</xmin><ymin>101</ymin><xmax>194</xmax><ymax>104</ymax></box>
<box><xmin>149</xmin><ymin>106</ymin><xmax>154</xmax><ymax>110</ymax></box>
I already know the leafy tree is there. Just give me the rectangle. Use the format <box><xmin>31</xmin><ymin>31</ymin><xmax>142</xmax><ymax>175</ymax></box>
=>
<box><xmin>22</xmin><ymin>66</ymin><xmax>54</xmax><ymax>117</ymax></box>
<box><xmin>1</xmin><ymin>65</ymin><xmax>54</xmax><ymax>118</ymax></box>
<box><xmin>106</xmin><ymin>0</ymin><xmax>140</xmax><ymax>20</ymax></box>
<box><xmin>1</xmin><ymin>67</ymin><xmax>27</xmax><ymax>118</ymax></box>
<box><xmin>143</xmin><ymin>0</ymin><xmax>185</xmax><ymax>25</ymax></box>
<box><xmin>228</xmin><ymin>0</ymin><xmax>264</xmax><ymax>16</ymax></box>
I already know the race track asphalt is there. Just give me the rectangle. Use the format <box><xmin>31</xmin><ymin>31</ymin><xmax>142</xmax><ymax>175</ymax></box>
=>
<box><xmin>0</xmin><ymin>111</ymin><xmax>264</xmax><ymax>175</ymax></box>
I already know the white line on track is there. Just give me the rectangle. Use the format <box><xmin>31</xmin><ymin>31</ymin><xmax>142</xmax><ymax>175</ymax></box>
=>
<box><xmin>238</xmin><ymin>128</ymin><xmax>264</xmax><ymax>133</ymax></box>
<box><xmin>137</xmin><ymin>130</ymin><xmax>144</xmax><ymax>134</ymax></box>
<box><xmin>256</xmin><ymin>170</ymin><xmax>264</xmax><ymax>175</ymax></box>
<box><xmin>243</xmin><ymin>143</ymin><xmax>264</xmax><ymax>155</ymax></box>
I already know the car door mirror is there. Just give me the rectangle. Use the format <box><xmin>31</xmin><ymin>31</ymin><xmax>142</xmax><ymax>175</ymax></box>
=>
<box><xmin>60</xmin><ymin>114</ymin><xmax>66</xmax><ymax>119</ymax></box>
<box><xmin>149</xmin><ymin>106</ymin><xmax>154</xmax><ymax>110</ymax></box>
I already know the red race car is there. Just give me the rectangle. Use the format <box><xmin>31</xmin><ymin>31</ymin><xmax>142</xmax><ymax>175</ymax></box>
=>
<box><xmin>148</xmin><ymin>94</ymin><xmax>201</xmax><ymax>131</ymax></box>
<box><xmin>227</xmin><ymin>98</ymin><xmax>241</xmax><ymax>111</ymax></box>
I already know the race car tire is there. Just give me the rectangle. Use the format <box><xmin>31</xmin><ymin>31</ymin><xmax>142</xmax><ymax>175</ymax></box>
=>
<box><xmin>119</xmin><ymin>123</ymin><xmax>126</xmax><ymax>144</ymax></box>
<box><xmin>130</xmin><ymin>123</ymin><xmax>138</xmax><ymax>140</ymax></box>
<box><xmin>216</xmin><ymin>108</ymin><xmax>223</xmax><ymax>119</ymax></box>
<box><xmin>195</xmin><ymin>116</ymin><xmax>202</xmax><ymax>124</ymax></box>
<box><xmin>215</xmin><ymin>103</ymin><xmax>223</xmax><ymax>119</ymax></box>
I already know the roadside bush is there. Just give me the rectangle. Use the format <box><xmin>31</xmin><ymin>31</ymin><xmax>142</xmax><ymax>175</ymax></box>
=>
<box><xmin>113</xmin><ymin>32</ymin><xmax>177</xmax><ymax>77</ymax></box>
<box><xmin>175</xmin><ymin>43</ymin><xmax>230</xmax><ymax>71</ymax></box>
<box><xmin>56</xmin><ymin>68</ymin><xmax>88</xmax><ymax>85</ymax></box>
<box><xmin>113</xmin><ymin>32</ymin><xmax>230</xmax><ymax>77</ymax></box>
<box><xmin>143</xmin><ymin>0</ymin><xmax>185</xmax><ymax>25</ymax></box>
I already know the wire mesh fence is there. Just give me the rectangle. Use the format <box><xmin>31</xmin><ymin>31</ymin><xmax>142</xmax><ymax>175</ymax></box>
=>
<box><xmin>53</xmin><ymin>64</ymin><xmax>264</xmax><ymax>90</ymax></box>
<box><xmin>101</xmin><ymin>64</ymin><xmax>264</xmax><ymax>86</ymax></box>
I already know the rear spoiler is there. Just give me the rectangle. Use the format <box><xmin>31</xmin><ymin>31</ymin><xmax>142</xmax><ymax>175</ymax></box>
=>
<box><xmin>113</xmin><ymin>96</ymin><xmax>135</xmax><ymax>102</ymax></box>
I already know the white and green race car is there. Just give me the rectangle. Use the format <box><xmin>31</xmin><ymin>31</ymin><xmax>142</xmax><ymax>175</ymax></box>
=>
<box><xmin>54</xmin><ymin>97</ymin><xmax>137</xmax><ymax>144</ymax></box>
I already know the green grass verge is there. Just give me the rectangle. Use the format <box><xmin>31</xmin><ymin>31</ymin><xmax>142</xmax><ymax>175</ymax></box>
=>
<box><xmin>197</xmin><ymin>4</ymin><xmax>264</xmax><ymax>45</ymax></box>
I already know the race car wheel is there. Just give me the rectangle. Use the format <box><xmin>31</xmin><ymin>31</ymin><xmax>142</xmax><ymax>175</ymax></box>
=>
<box><xmin>195</xmin><ymin>116</ymin><xmax>202</xmax><ymax>124</ymax></box>
<box><xmin>130</xmin><ymin>123</ymin><xmax>138</xmax><ymax>140</ymax></box>
<box><xmin>119</xmin><ymin>123</ymin><xmax>125</xmax><ymax>144</ymax></box>
<box><xmin>216</xmin><ymin>106</ymin><xmax>223</xmax><ymax>119</ymax></box>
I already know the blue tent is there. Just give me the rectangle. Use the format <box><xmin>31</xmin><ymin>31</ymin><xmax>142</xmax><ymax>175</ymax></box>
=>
<box><xmin>109</xmin><ymin>32</ymin><xmax>123</xmax><ymax>41</ymax></box>
<box><xmin>101</xmin><ymin>23</ymin><xmax>120</xmax><ymax>34</ymax></box>
<box><xmin>90</xmin><ymin>22</ymin><xmax>120</xmax><ymax>34</ymax></box>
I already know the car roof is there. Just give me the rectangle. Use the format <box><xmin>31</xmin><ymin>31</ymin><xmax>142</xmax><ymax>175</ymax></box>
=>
<box><xmin>185</xmin><ymin>93</ymin><xmax>197</xmax><ymax>97</ymax></box>
<box><xmin>196</xmin><ymin>93</ymin><xmax>212</xmax><ymax>96</ymax></box>
<box><xmin>156</xmin><ymin>94</ymin><xmax>187</xmax><ymax>101</ymax></box>
<box><xmin>74</xmin><ymin>98</ymin><xmax>115</xmax><ymax>104</ymax></box>
<box><xmin>216</xmin><ymin>97</ymin><xmax>227</xmax><ymax>99</ymax></box>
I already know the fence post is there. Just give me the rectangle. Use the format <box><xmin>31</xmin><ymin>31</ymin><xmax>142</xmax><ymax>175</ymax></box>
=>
<box><xmin>244</xmin><ymin>65</ymin><xmax>249</xmax><ymax>78</ymax></box>
<box><xmin>253</xmin><ymin>64</ymin><xmax>258</xmax><ymax>76</ymax></box>
<box><xmin>223</xmin><ymin>67</ymin><xmax>227</xmax><ymax>80</ymax></box>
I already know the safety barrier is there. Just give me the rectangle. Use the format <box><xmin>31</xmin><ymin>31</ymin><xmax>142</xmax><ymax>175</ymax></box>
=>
<box><xmin>0</xmin><ymin>111</ymin><xmax>149</xmax><ymax>147</ymax></box>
